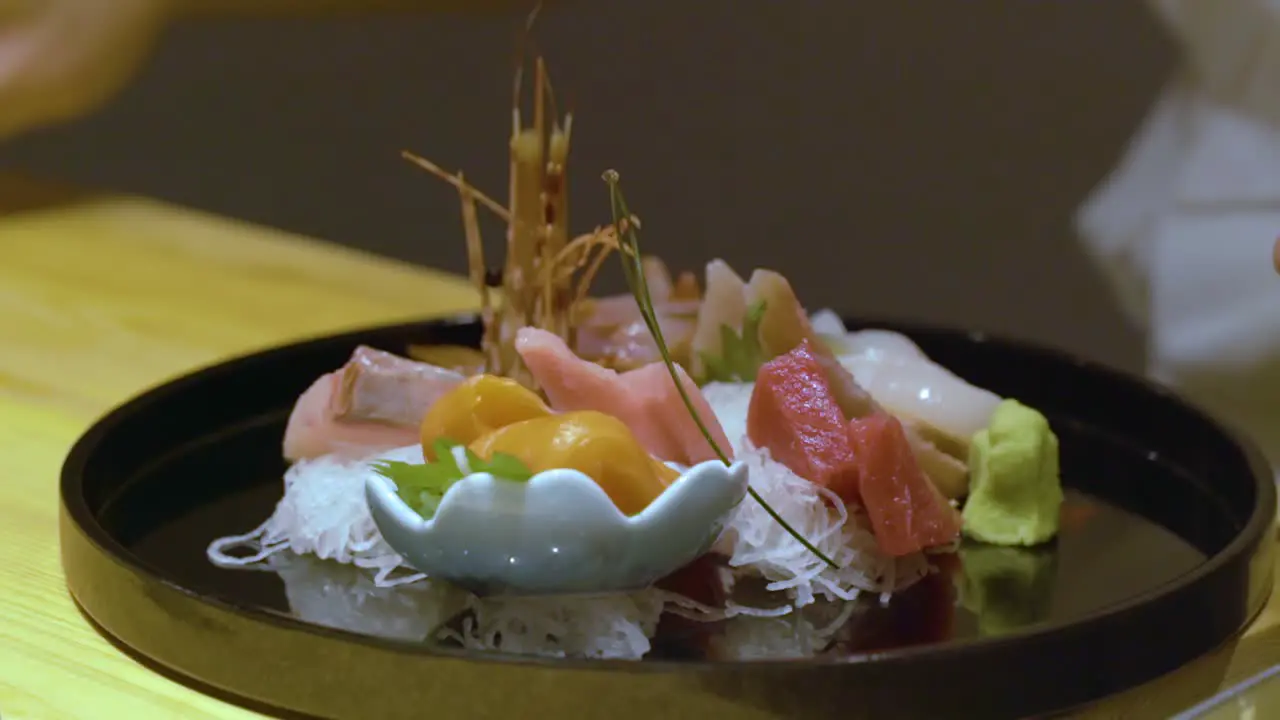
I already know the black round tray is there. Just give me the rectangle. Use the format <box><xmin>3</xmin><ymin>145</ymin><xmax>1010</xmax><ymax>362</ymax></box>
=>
<box><xmin>60</xmin><ymin>315</ymin><xmax>1276</xmax><ymax>720</ymax></box>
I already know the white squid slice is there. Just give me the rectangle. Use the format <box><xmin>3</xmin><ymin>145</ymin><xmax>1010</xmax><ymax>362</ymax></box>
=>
<box><xmin>807</xmin><ymin>313</ymin><xmax>1002</xmax><ymax>451</ymax></box>
<box><xmin>840</xmin><ymin>329</ymin><xmax>928</xmax><ymax>362</ymax></box>
<box><xmin>838</xmin><ymin>350</ymin><xmax>1001</xmax><ymax>447</ymax></box>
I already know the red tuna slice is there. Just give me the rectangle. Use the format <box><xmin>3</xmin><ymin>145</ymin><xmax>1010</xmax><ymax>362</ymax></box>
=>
<box><xmin>746</xmin><ymin>340</ymin><xmax>860</xmax><ymax>502</ymax></box>
<box><xmin>847</xmin><ymin>412</ymin><xmax>962</xmax><ymax>557</ymax></box>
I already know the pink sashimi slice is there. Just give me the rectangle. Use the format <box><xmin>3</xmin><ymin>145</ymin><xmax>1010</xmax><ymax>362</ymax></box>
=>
<box><xmin>583</xmin><ymin>295</ymin><xmax>703</xmax><ymax>331</ymax></box>
<box><xmin>514</xmin><ymin>327</ymin><xmax>733</xmax><ymax>466</ymax></box>
<box><xmin>282</xmin><ymin>346</ymin><xmax>463</xmax><ymax>462</ymax></box>
<box><xmin>282</xmin><ymin>373</ymin><xmax>420</xmax><ymax>462</ymax></box>
<box><xmin>574</xmin><ymin>313</ymin><xmax>697</xmax><ymax>371</ymax></box>
<box><xmin>599</xmin><ymin>316</ymin><xmax>697</xmax><ymax>371</ymax></box>
<box><xmin>332</xmin><ymin>345</ymin><xmax>465</xmax><ymax>426</ymax></box>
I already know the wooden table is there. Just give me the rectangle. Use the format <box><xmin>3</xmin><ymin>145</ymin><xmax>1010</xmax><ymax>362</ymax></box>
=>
<box><xmin>0</xmin><ymin>176</ymin><xmax>1276</xmax><ymax>719</ymax></box>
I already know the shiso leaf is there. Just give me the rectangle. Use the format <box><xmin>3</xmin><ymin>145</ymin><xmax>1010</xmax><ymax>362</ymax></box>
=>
<box><xmin>698</xmin><ymin>299</ymin><xmax>768</xmax><ymax>383</ymax></box>
<box><xmin>371</xmin><ymin>438</ymin><xmax>535</xmax><ymax>519</ymax></box>
<box><xmin>471</xmin><ymin>450</ymin><xmax>536</xmax><ymax>481</ymax></box>
<box><xmin>601</xmin><ymin>169</ymin><xmax>839</xmax><ymax>570</ymax></box>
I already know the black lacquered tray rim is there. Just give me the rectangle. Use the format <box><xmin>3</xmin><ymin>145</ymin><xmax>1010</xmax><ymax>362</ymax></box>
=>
<box><xmin>59</xmin><ymin>314</ymin><xmax>1277</xmax><ymax>677</ymax></box>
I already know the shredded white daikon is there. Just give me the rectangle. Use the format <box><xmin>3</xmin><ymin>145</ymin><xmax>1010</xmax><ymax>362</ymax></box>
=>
<box><xmin>713</xmin><ymin>444</ymin><xmax>928</xmax><ymax>609</ymax></box>
<box><xmin>206</xmin><ymin>445</ymin><xmax>424</xmax><ymax>588</ymax></box>
<box><xmin>701</xmin><ymin>380</ymin><xmax>929</xmax><ymax>611</ymax></box>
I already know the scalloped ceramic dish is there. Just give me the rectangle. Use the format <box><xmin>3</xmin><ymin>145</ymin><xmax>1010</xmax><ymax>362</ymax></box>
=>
<box><xmin>365</xmin><ymin>457</ymin><xmax>749</xmax><ymax>596</ymax></box>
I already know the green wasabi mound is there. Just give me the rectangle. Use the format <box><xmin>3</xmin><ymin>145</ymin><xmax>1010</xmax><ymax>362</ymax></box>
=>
<box><xmin>962</xmin><ymin>398</ymin><xmax>1063</xmax><ymax>546</ymax></box>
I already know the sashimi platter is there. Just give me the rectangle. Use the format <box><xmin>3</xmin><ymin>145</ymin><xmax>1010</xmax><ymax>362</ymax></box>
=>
<box><xmin>60</xmin><ymin>37</ymin><xmax>1275</xmax><ymax>720</ymax></box>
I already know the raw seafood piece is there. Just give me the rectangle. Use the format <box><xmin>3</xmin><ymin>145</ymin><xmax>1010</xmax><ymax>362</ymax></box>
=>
<box><xmin>847</xmin><ymin>412</ymin><xmax>962</xmax><ymax>557</ymax></box>
<box><xmin>809</xmin><ymin>315</ymin><xmax>982</xmax><ymax>498</ymax></box>
<box><xmin>838</xmin><ymin>350</ymin><xmax>1002</xmax><ymax>452</ymax></box>
<box><xmin>575</xmin><ymin>256</ymin><xmax>701</xmax><ymax>371</ymax></box>
<box><xmin>593</xmin><ymin>314</ymin><xmax>697</xmax><ymax>371</ymax></box>
<box><xmin>840</xmin><ymin>329</ymin><xmax>929</xmax><ymax>361</ymax></box>
<box><xmin>468</xmin><ymin>411</ymin><xmax>680</xmax><ymax>515</ymax></box>
<box><xmin>801</xmin><ymin>332</ymin><xmax>970</xmax><ymax>500</ymax></box>
<box><xmin>808</xmin><ymin>310</ymin><xmax>928</xmax><ymax>361</ymax></box>
<box><xmin>691</xmin><ymin>264</ymin><xmax>836</xmax><ymax>385</ymax></box>
<box><xmin>690</xmin><ymin>260</ymin><xmax>750</xmax><ymax>380</ymax></box>
<box><xmin>745</xmin><ymin>269</ymin><xmax>823</xmax><ymax>360</ymax></box>
<box><xmin>282</xmin><ymin>375</ymin><xmax>420</xmax><ymax>462</ymax></box>
<box><xmin>900</xmin><ymin>420</ymin><xmax>971</xmax><ymax>500</ymax></box>
<box><xmin>746</xmin><ymin>341</ymin><xmax>861</xmax><ymax>503</ymax></box>
<box><xmin>334</xmin><ymin>345</ymin><xmax>467</xmax><ymax>426</ymax></box>
<box><xmin>809</xmin><ymin>344</ymin><xmax>880</xmax><ymax>420</ymax></box>
<box><xmin>514</xmin><ymin>327</ymin><xmax>732</xmax><ymax>466</ymax></box>
<box><xmin>580</xmin><ymin>294</ymin><xmax>701</xmax><ymax>331</ymax></box>
<box><xmin>406</xmin><ymin>344</ymin><xmax>487</xmax><ymax>376</ymax></box>
<box><xmin>699</xmin><ymin>278</ymin><xmax>969</xmax><ymax>500</ymax></box>
<box><xmin>283</xmin><ymin>347</ymin><xmax>464</xmax><ymax>462</ymax></box>
<box><xmin>417</xmin><ymin>374</ymin><xmax>553</xmax><ymax>459</ymax></box>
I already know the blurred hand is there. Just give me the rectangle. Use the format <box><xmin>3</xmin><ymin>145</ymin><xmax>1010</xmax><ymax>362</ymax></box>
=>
<box><xmin>0</xmin><ymin>0</ymin><xmax>169</xmax><ymax>141</ymax></box>
<box><xmin>1274</xmin><ymin>237</ymin><xmax>1280</xmax><ymax>274</ymax></box>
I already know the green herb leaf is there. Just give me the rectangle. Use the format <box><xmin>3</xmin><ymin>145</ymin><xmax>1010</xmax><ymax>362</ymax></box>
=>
<box><xmin>370</xmin><ymin>459</ymin><xmax>459</xmax><ymax>519</ymax></box>
<box><xmin>472</xmin><ymin>451</ymin><xmax>536</xmax><ymax>482</ymax></box>
<box><xmin>698</xmin><ymin>299</ymin><xmax>768</xmax><ymax>383</ymax></box>
<box><xmin>432</xmin><ymin>438</ymin><xmax>464</xmax><ymax>475</ymax></box>
<box><xmin>601</xmin><ymin>169</ymin><xmax>838</xmax><ymax>571</ymax></box>
<box><xmin>370</xmin><ymin>438</ymin><xmax>536</xmax><ymax>519</ymax></box>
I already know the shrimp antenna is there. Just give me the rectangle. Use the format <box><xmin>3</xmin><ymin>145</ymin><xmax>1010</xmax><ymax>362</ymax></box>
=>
<box><xmin>514</xmin><ymin>3</ymin><xmax>554</xmax><ymax>129</ymax></box>
<box><xmin>525</xmin><ymin>1</ymin><xmax>543</xmax><ymax>31</ymax></box>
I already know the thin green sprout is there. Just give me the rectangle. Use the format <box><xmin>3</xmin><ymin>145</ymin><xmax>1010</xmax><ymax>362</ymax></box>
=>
<box><xmin>601</xmin><ymin>169</ymin><xmax>839</xmax><ymax>571</ymax></box>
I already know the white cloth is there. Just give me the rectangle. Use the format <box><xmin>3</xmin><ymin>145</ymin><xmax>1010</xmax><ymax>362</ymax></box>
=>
<box><xmin>1076</xmin><ymin>0</ymin><xmax>1280</xmax><ymax>477</ymax></box>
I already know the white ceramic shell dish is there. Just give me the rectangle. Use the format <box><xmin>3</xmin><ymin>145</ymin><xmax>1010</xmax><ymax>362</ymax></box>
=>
<box><xmin>365</xmin><ymin>458</ymin><xmax>749</xmax><ymax>596</ymax></box>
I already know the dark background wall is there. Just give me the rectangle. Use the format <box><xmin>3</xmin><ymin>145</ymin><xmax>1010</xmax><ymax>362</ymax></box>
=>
<box><xmin>0</xmin><ymin>0</ymin><xmax>1173</xmax><ymax>370</ymax></box>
